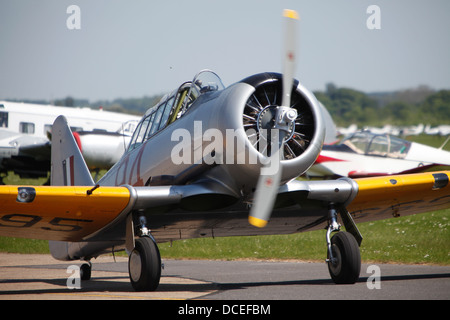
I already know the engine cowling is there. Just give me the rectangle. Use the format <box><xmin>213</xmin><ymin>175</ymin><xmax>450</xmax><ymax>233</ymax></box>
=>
<box><xmin>242</xmin><ymin>73</ymin><xmax>325</xmax><ymax>181</ymax></box>
<box><xmin>217</xmin><ymin>72</ymin><xmax>325</xmax><ymax>190</ymax></box>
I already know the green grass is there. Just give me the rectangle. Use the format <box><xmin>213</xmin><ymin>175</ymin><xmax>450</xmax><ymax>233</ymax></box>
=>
<box><xmin>358</xmin><ymin>209</ymin><xmax>450</xmax><ymax>265</ymax></box>
<box><xmin>0</xmin><ymin>237</ymin><xmax>50</xmax><ymax>254</ymax></box>
<box><xmin>1</xmin><ymin>172</ymin><xmax>49</xmax><ymax>186</ymax></box>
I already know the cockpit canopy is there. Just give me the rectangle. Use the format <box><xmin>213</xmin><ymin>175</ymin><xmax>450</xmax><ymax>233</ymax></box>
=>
<box><xmin>340</xmin><ymin>131</ymin><xmax>411</xmax><ymax>159</ymax></box>
<box><xmin>128</xmin><ymin>70</ymin><xmax>224</xmax><ymax>151</ymax></box>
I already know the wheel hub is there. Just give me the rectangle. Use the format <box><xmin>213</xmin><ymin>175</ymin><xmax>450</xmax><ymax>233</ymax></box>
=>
<box><xmin>129</xmin><ymin>250</ymin><xmax>142</xmax><ymax>282</ymax></box>
<box><xmin>328</xmin><ymin>244</ymin><xmax>342</xmax><ymax>274</ymax></box>
<box><xmin>256</xmin><ymin>105</ymin><xmax>295</xmax><ymax>142</ymax></box>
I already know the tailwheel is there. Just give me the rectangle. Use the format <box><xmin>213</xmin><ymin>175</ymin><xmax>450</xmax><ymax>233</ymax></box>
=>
<box><xmin>80</xmin><ymin>262</ymin><xmax>92</xmax><ymax>281</ymax></box>
<box><xmin>128</xmin><ymin>236</ymin><xmax>161</xmax><ymax>291</ymax></box>
<box><xmin>327</xmin><ymin>231</ymin><xmax>361</xmax><ymax>284</ymax></box>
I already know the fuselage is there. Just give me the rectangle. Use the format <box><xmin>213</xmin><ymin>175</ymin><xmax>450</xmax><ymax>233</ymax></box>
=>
<box><xmin>98</xmin><ymin>71</ymin><xmax>325</xmax><ymax>197</ymax></box>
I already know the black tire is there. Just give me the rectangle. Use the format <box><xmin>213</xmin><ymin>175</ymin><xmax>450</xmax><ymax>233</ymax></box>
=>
<box><xmin>327</xmin><ymin>231</ymin><xmax>361</xmax><ymax>284</ymax></box>
<box><xmin>128</xmin><ymin>237</ymin><xmax>161</xmax><ymax>291</ymax></box>
<box><xmin>80</xmin><ymin>263</ymin><xmax>91</xmax><ymax>281</ymax></box>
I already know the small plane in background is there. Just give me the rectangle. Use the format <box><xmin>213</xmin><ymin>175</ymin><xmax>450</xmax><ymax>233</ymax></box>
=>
<box><xmin>424</xmin><ymin>124</ymin><xmax>450</xmax><ymax>136</ymax></box>
<box><xmin>337</xmin><ymin>123</ymin><xmax>449</xmax><ymax>137</ymax></box>
<box><xmin>0</xmin><ymin>10</ymin><xmax>449</xmax><ymax>291</ymax></box>
<box><xmin>309</xmin><ymin>130</ymin><xmax>450</xmax><ymax>179</ymax></box>
<box><xmin>0</xmin><ymin>100</ymin><xmax>140</xmax><ymax>181</ymax></box>
<box><xmin>72</xmin><ymin>119</ymin><xmax>138</xmax><ymax>173</ymax></box>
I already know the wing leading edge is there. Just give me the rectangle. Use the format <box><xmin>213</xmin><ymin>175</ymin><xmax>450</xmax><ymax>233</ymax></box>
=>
<box><xmin>348</xmin><ymin>171</ymin><xmax>450</xmax><ymax>223</ymax></box>
<box><xmin>0</xmin><ymin>185</ymin><xmax>131</xmax><ymax>241</ymax></box>
<box><xmin>0</xmin><ymin>179</ymin><xmax>238</xmax><ymax>243</ymax></box>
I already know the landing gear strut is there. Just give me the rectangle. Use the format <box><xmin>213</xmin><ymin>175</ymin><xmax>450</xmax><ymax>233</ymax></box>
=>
<box><xmin>128</xmin><ymin>216</ymin><xmax>162</xmax><ymax>291</ymax></box>
<box><xmin>326</xmin><ymin>204</ymin><xmax>361</xmax><ymax>284</ymax></box>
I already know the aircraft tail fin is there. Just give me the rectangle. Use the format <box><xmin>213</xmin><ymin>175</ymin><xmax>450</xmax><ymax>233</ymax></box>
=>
<box><xmin>51</xmin><ymin>115</ymin><xmax>94</xmax><ymax>186</ymax></box>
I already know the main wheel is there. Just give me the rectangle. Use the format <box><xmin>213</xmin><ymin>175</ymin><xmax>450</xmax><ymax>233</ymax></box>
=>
<box><xmin>128</xmin><ymin>237</ymin><xmax>161</xmax><ymax>291</ymax></box>
<box><xmin>327</xmin><ymin>231</ymin><xmax>361</xmax><ymax>284</ymax></box>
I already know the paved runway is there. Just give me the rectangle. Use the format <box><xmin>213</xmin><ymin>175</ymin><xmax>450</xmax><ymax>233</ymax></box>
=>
<box><xmin>0</xmin><ymin>253</ymin><xmax>449</xmax><ymax>300</ymax></box>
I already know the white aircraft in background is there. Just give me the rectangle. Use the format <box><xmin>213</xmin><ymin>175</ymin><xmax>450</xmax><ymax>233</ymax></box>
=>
<box><xmin>337</xmin><ymin>123</ymin><xmax>449</xmax><ymax>137</ymax></box>
<box><xmin>0</xmin><ymin>100</ymin><xmax>140</xmax><ymax>181</ymax></box>
<box><xmin>73</xmin><ymin>119</ymin><xmax>138</xmax><ymax>172</ymax></box>
<box><xmin>309</xmin><ymin>130</ymin><xmax>450</xmax><ymax>178</ymax></box>
<box><xmin>425</xmin><ymin>124</ymin><xmax>450</xmax><ymax>136</ymax></box>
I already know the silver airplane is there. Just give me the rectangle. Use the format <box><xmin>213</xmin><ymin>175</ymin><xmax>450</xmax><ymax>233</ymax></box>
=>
<box><xmin>0</xmin><ymin>10</ymin><xmax>449</xmax><ymax>291</ymax></box>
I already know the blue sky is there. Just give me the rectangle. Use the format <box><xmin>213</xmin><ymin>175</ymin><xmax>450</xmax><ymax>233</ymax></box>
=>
<box><xmin>1</xmin><ymin>0</ymin><xmax>449</xmax><ymax>101</ymax></box>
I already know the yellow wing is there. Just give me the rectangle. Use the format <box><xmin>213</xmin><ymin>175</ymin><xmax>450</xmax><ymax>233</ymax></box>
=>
<box><xmin>0</xmin><ymin>186</ymin><xmax>131</xmax><ymax>241</ymax></box>
<box><xmin>348</xmin><ymin>171</ymin><xmax>450</xmax><ymax>223</ymax></box>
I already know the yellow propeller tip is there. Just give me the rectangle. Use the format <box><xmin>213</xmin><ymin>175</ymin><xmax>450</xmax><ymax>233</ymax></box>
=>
<box><xmin>249</xmin><ymin>216</ymin><xmax>268</xmax><ymax>228</ymax></box>
<box><xmin>283</xmin><ymin>9</ymin><xmax>299</xmax><ymax>20</ymax></box>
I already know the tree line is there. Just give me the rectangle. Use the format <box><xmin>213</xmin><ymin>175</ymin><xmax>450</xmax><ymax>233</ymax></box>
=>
<box><xmin>79</xmin><ymin>84</ymin><xmax>450</xmax><ymax>127</ymax></box>
<box><xmin>313</xmin><ymin>84</ymin><xmax>450</xmax><ymax>127</ymax></box>
<box><xmin>6</xmin><ymin>84</ymin><xmax>449</xmax><ymax>127</ymax></box>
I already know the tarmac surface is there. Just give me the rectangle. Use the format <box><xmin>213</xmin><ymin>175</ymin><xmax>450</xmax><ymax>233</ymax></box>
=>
<box><xmin>0</xmin><ymin>253</ymin><xmax>449</xmax><ymax>300</ymax></box>
<box><xmin>0</xmin><ymin>253</ymin><xmax>216</xmax><ymax>300</ymax></box>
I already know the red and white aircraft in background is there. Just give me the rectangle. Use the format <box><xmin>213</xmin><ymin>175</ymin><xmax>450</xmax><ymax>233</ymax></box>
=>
<box><xmin>308</xmin><ymin>130</ymin><xmax>450</xmax><ymax>178</ymax></box>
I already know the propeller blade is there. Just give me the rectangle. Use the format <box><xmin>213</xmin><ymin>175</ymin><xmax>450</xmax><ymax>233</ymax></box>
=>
<box><xmin>249</xmin><ymin>130</ymin><xmax>285</xmax><ymax>228</ymax></box>
<box><xmin>249</xmin><ymin>9</ymin><xmax>299</xmax><ymax>228</ymax></box>
<box><xmin>281</xmin><ymin>9</ymin><xmax>299</xmax><ymax>108</ymax></box>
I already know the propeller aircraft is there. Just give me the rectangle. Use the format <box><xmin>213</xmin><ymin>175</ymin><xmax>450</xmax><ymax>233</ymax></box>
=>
<box><xmin>309</xmin><ymin>130</ymin><xmax>450</xmax><ymax>179</ymax></box>
<box><xmin>0</xmin><ymin>10</ymin><xmax>449</xmax><ymax>291</ymax></box>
